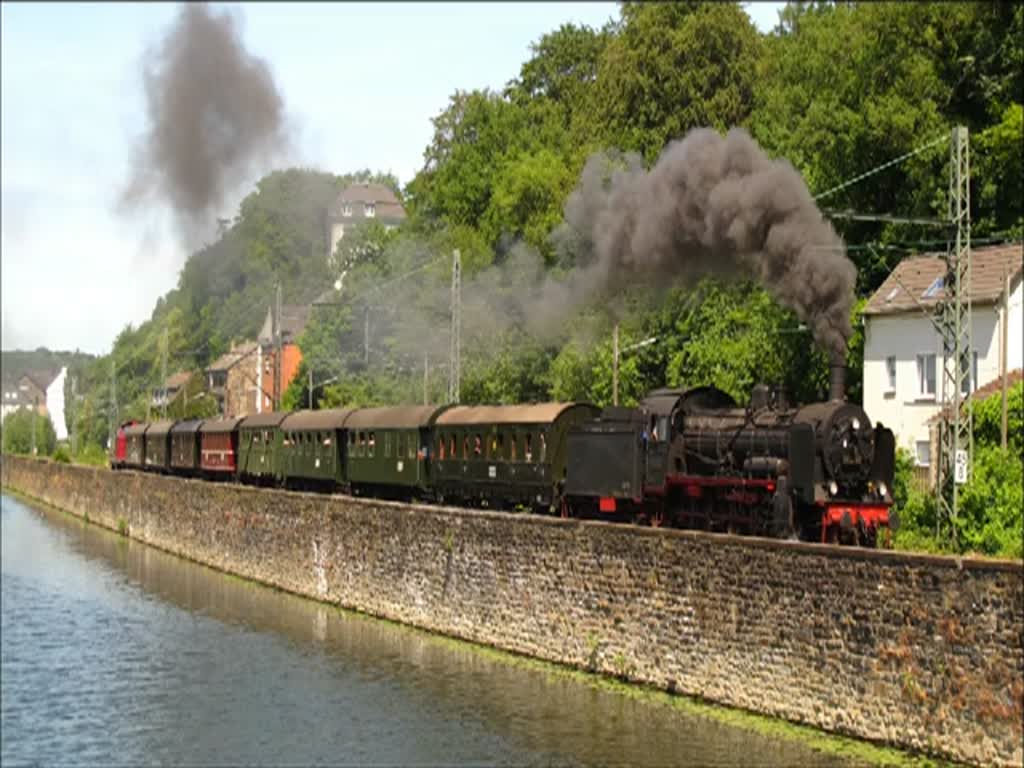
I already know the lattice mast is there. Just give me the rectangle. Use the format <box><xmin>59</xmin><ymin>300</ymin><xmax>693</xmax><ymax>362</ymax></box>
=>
<box><xmin>273</xmin><ymin>283</ymin><xmax>282</xmax><ymax>411</ymax></box>
<box><xmin>448</xmin><ymin>249</ymin><xmax>461</xmax><ymax>403</ymax></box>
<box><xmin>161</xmin><ymin>326</ymin><xmax>169</xmax><ymax>419</ymax></box>
<box><xmin>109</xmin><ymin>359</ymin><xmax>117</xmax><ymax>448</ymax></box>
<box><xmin>936</xmin><ymin>125</ymin><xmax>973</xmax><ymax>541</ymax></box>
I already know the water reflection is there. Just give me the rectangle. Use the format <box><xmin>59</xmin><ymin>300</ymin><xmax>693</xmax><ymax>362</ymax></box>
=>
<box><xmin>2</xmin><ymin>494</ymin><xmax>857</xmax><ymax>766</ymax></box>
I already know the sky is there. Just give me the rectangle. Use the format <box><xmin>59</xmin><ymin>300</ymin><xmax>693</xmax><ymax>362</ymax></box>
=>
<box><xmin>1</xmin><ymin>2</ymin><xmax>784</xmax><ymax>356</ymax></box>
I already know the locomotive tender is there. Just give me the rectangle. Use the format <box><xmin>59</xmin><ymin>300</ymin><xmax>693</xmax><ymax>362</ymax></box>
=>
<box><xmin>110</xmin><ymin>370</ymin><xmax>895</xmax><ymax>547</ymax></box>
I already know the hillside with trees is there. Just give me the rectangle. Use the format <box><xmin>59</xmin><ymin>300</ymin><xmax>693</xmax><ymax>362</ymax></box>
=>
<box><xmin>64</xmin><ymin>2</ymin><xmax>1021</xmax><ymax>556</ymax></box>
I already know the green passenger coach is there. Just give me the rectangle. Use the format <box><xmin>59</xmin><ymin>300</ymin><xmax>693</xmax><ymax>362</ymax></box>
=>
<box><xmin>279</xmin><ymin>408</ymin><xmax>356</xmax><ymax>488</ymax></box>
<box><xmin>431</xmin><ymin>403</ymin><xmax>600</xmax><ymax>511</ymax></box>
<box><xmin>345</xmin><ymin>405</ymin><xmax>449</xmax><ymax>498</ymax></box>
<box><xmin>237</xmin><ymin>411</ymin><xmax>288</xmax><ymax>484</ymax></box>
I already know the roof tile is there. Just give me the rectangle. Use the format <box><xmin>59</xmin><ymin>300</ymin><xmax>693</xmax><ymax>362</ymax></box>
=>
<box><xmin>864</xmin><ymin>242</ymin><xmax>1022</xmax><ymax>316</ymax></box>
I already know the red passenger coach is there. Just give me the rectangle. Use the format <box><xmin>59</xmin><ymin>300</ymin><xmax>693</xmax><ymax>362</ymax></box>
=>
<box><xmin>199</xmin><ymin>417</ymin><xmax>243</xmax><ymax>477</ymax></box>
<box><xmin>111</xmin><ymin>420</ymin><xmax>137</xmax><ymax>469</ymax></box>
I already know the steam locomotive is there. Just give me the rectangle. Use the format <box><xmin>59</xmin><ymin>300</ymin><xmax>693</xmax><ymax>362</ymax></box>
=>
<box><xmin>112</xmin><ymin>366</ymin><xmax>895</xmax><ymax>547</ymax></box>
<box><xmin>565</xmin><ymin>365</ymin><xmax>895</xmax><ymax>545</ymax></box>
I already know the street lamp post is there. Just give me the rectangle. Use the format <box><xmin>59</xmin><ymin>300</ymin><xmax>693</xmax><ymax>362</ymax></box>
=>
<box><xmin>308</xmin><ymin>373</ymin><xmax>339</xmax><ymax>409</ymax></box>
<box><xmin>612</xmin><ymin>323</ymin><xmax>658</xmax><ymax>406</ymax></box>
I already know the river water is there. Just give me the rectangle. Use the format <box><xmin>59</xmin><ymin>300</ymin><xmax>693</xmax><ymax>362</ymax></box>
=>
<box><xmin>1</xmin><ymin>493</ymin><xmax>861</xmax><ymax>767</ymax></box>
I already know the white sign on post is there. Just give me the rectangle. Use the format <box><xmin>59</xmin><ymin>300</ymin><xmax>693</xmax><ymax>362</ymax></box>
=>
<box><xmin>954</xmin><ymin>449</ymin><xmax>969</xmax><ymax>485</ymax></box>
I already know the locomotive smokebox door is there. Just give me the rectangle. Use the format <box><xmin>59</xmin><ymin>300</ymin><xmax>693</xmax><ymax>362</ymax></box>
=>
<box><xmin>565</xmin><ymin>408</ymin><xmax>644</xmax><ymax>501</ymax></box>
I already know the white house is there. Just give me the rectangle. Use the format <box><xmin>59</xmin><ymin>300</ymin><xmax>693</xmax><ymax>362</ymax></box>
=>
<box><xmin>862</xmin><ymin>242</ymin><xmax>1022</xmax><ymax>470</ymax></box>
<box><xmin>46</xmin><ymin>366</ymin><xmax>68</xmax><ymax>441</ymax></box>
<box><xmin>325</xmin><ymin>182</ymin><xmax>406</xmax><ymax>265</ymax></box>
<box><xmin>1</xmin><ymin>366</ymin><xmax>67</xmax><ymax>439</ymax></box>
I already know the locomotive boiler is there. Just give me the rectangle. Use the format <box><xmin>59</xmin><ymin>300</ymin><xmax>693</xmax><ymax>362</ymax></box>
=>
<box><xmin>565</xmin><ymin>365</ymin><xmax>896</xmax><ymax>545</ymax></box>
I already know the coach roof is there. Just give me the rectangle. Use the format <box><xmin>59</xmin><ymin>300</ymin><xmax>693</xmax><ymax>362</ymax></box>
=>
<box><xmin>435</xmin><ymin>403</ymin><xmax>585</xmax><ymax>426</ymax></box>
<box><xmin>344</xmin><ymin>405</ymin><xmax>447</xmax><ymax>429</ymax></box>
<box><xmin>280</xmin><ymin>408</ymin><xmax>357</xmax><ymax>431</ymax></box>
<box><xmin>146</xmin><ymin>420</ymin><xmax>177</xmax><ymax>436</ymax></box>
<box><xmin>239</xmin><ymin>411</ymin><xmax>289</xmax><ymax>429</ymax></box>
<box><xmin>124</xmin><ymin>423</ymin><xmax>149</xmax><ymax>437</ymax></box>
<box><xmin>170</xmin><ymin>419</ymin><xmax>204</xmax><ymax>434</ymax></box>
<box><xmin>199</xmin><ymin>417</ymin><xmax>244</xmax><ymax>434</ymax></box>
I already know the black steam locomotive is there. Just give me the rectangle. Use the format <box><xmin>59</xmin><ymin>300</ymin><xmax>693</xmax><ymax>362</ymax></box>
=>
<box><xmin>564</xmin><ymin>367</ymin><xmax>895</xmax><ymax>546</ymax></box>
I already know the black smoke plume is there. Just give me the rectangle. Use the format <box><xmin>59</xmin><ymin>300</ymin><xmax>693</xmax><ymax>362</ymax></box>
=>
<box><xmin>121</xmin><ymin>3</ymin><xmax>287</xmax><ymax>241</ymax></box>
<box><xmin>553</xmin><ymin>127</ymin><xmax>856</xmax><ymax>358</ymax></box>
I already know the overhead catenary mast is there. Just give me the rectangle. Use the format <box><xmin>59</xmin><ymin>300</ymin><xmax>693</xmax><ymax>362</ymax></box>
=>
<box><xmin>110</xmin><ymin>359</ymin><xmax>117</xmax><ymax>448</ymax></box>
<box><xmin>935</xmin><ymin>125</ymin><xmax>973</xmax><ymax>544</ymax></box>
<box><xmin>274</xmin><ymin>282</ymin><xmax>282</xmax><ymax>411</ymax></box>
<box><xmin>448</xmin><ymin>249</ymin><xmax>461</xmax><ymax>404</ymax></box>
<box><xmin>161</xmin><ymin>326</ymin><xmax>169</xmax><ymax>419</ymax></box>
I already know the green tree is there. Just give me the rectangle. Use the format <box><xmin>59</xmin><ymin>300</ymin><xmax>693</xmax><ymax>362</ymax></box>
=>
<box><xmin>482</xmin><ymin>149</ymin><xmax>575</xmax><ymax>261</ymax></box>
<box><xmin>407</xmin><ymin>90</ymin><xmax>530</xmax><ymax>228</ymax></box>
<box><xmin>752</xmin><ymin>3</ymin><xmax>1022</xmax><ymax>290</ymax></box>
<box><xmin>1</xmin><ymin>410</ymin><xmax>57</xmax><ymax>456</ymax></box>
<box><xmin>970</xmin><ymin>380</ymin><xmax>1023</xmax><ymax>462</ymax></box>
<box><xmin>580</xmin><ymin>2</ymin><xmax>761</xmax><ymax>162</ymax></box>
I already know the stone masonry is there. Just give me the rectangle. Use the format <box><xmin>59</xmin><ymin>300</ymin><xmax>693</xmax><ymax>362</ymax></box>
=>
<box><xmin>2</xmin><ymin>455</ymin><xmax>1021</xmax><ymax>766</ymax></box>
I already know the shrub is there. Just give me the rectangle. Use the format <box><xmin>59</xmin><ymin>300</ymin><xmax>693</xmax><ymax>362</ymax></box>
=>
<box><xmin>956</xmin><ymin>446</ymin><xmax>1023</xmax><ymax>559</ymax></box>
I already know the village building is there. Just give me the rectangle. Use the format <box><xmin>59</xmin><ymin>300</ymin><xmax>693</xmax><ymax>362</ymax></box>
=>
<box><xmin>326</xmin><ymin>181</ymin><xmax>406</xmax><ymax>265</ymax></box>
<box><xmin>862</xmin><ymin>242</ymin><xmax>1022</xmax><ymax>474</ymax></box>
<box><xmin>151</xmin><ymin>371</ymin><xmax>193</xmax><ymax>410</ymax></box>
<box><xmin>1</xmin><ymin>367</ymin><xmax>67</xmax><ymax>439</ymax></box>
<box><xmin>256</xmin><ymin>304</ymin><xmax>310</xmax><ymax>413</ymax></box>
<box><xmin>206</xmin><ymin>342</ymin><xmax>258</xmax><ymax>419</ymax></box>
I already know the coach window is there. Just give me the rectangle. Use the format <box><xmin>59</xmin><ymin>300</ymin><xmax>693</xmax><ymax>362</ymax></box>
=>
<box><xmin>408</xmin><ymin>433</ymin><xmax>416</xmax><ymax>459</ymax></box>
<box><xmin>449</xmin><ymin>434</ymin><xmax>456</xmax><ymax>459</ymax></box>
<box><xmin>474</xmin><ymin>434</ymin><xmax>482</xmax><ymax>458</ymax></box>
<box><xmin>510</xmin><ymin>434</ymin><xmax>517</xmax><ymax>462</ymax></box>
<box><xmin>496</xmin><ymin>433</ymin><xmax>505</xmax><ymax>461</ymax></box>
<box><xmin>524</xmin><ymin>433</ymin><xmax>533</xmax><ymax>462</ymax></box>
<box><xmin>368</xmin><ymin>432</ymin><xmax>376</xmax><ymax>457</ymax></box>
<box><xmin>437</xmin><ymin>435</ymin><xmax>444</xmax><ymax>460</ymax></box>
<box><xmin>539</xmin><ymin>433</ymin><xmax>547</xmax><ymax>462</ymax></box>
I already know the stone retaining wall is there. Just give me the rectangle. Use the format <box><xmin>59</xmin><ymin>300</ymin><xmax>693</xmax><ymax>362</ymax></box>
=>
<box><xmin>3</xmin><ymin>455</ymin><xmax>1021</xmax><ymax>766</ymax></box>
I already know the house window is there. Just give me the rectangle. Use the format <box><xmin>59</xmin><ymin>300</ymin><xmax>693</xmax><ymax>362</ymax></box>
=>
<box><xmin>916</xmin><ymin>354</ymin><xmax>936</xmax><ymax>397</ymax></box>
<box><xmin>915</xmin><ymin>440</ymin><xmax>931</xmax><ymax>467</ymax></box>
<box><xmin>342</xmin><ymin>203</ymin><xmax>352</xmax><ymax>217</ymax></box>
<box><xmin>885</xmin><ymin>356</ymin><xmax>896</xmax><ymax>392</ymax></box>
<box><xmin>364</xmin><ymin>203</ymin><xmax>375</xmax><ymax>218</ymax></box>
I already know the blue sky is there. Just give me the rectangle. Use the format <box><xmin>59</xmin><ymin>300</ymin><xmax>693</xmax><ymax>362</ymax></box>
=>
<box><xmin>1</xmin><ymin>2</ymin><xmax>784</xmax><ymax>355</ymax></box>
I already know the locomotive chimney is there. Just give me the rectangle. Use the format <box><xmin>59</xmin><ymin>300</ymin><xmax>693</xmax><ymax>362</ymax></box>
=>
<box><xmin>829</xmin><ymin>354</ymin><xmax>846</xmax><ymax>402</ymax></box>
